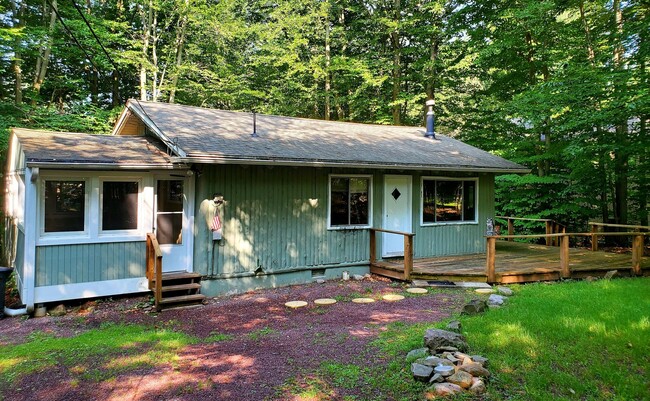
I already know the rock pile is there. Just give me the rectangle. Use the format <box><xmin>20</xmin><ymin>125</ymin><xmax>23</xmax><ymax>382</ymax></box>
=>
<box><xmin>409</xmin><ymin>328</ymin><xmax>490</xmax><ymax>397</ymax></box>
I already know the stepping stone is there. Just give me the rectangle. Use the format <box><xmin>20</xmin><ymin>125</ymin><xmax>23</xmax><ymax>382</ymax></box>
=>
<box><xmin>352</xmin><ymin>297</ymin><xmax>375</xmax><ymax>303</ymax></box>
<box><xmin>475</xmin><ymin>288</ymin><xmax>495</xmax><ymax>294</ymax></box>
<box><xmin>314</xmin><ymin>298</ymin><xmax>337</xmax><ymax>305</ymax></box>
<box><xmin>406</xmin><ymin>288</ymin><xmax>428</xmax><ymax>294</ymax></box>
<box><xmin>382</xmin><ymin>294</ymin><xmax>405</xmax><ymax>301</ymax></box>
<box><xmin>285</xmin><ymin>301</ymin><xmax>308</xmax><ymax>308</ymax></box>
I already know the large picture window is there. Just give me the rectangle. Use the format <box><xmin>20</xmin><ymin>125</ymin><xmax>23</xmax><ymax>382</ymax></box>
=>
<box><xmin>102</xmin><ymin>181</ymin><xmax>139</xmax><ymax>231</ymax></box>
<box><xmin>44</xmin><ymin>180</ymin><xmax>86</xmax><ymax>232</ymax></box>
<box><xmin>422</xmin><ymin>178</ymin><xmax>477</xmax><ymax>224</ymax></box>
<box><xmin>329</xmin><ymin>176</ymin><xmax>371</xmax><ymax>227</ymax></box>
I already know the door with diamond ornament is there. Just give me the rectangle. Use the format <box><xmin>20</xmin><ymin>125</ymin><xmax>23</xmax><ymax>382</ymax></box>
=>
<box><xmin>382</xmin><ymin>175</ymin><xmax>412</xmax><ymax>257</ymax></box>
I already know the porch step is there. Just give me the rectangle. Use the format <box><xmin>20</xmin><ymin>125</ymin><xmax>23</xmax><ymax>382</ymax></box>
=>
<box><xmin>157</xmin><ymin>272</ymin><xmax>202</xmax><ymax>282</ymax></box>
<box><xmin>161</xmin><ymin>283</ymin><xmax>202</xmax><ymax>292</ymax></box>
<box><xmin>158</xmin><ymin>293</ymin><xmax>207</xmax><ymax>305</ymax></box>
<box><xmin>151</xmin><ymin>271</ymin><xmax>205</xmax><ymax>311</ymax></box>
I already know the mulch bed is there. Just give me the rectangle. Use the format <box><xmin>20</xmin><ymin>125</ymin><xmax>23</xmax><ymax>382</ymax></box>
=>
<box><xmin>0</xmin><ymin>276</ymin><xmax>469</xmax><ymax>401</ymax></box>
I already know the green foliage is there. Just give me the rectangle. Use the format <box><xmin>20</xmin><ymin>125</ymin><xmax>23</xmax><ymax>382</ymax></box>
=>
<box><xmin>0</xmin><ymin>0</ymin><xmax>646</xmax><ymax>228</ymax></box>
<box><xmin>0</xmin><ymin>323</ymin><xmax>196</xmax><ymax>387</ymax></box>
<box><xmin>462</xmin><ymin>278</ymin><xmax>650</xmax><ymax>400</ymax></box>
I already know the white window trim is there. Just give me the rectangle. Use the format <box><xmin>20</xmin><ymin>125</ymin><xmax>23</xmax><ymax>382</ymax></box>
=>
<box><xmin>420</xmin><ymin>176</ymin><xmax>479</xmax><ymax>227</ymax></box>
<box><xmin>39</xmin><ymin>175</ymin><xmax>90</xmax><ymax>240</ymax></box>
<box><xmin>37</xmin><ymin>171</ymin><xmax>152</xmax><ymax>246</ymax></box>
<box><xmin>99</xmin><ymin>178</ymin><xmax>143</xmax><ymax>236</ymax></box>
<box><xmin>327</xmin><ymin>174</ymin><xmax>373</xmax><ymax>230</ymax></box>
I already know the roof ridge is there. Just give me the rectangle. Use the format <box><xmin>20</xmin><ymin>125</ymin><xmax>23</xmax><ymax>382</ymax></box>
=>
<box><xmin>130</xmin><ymin>98</ymin><xmax>443</xmax><ymax>134</ymax></box>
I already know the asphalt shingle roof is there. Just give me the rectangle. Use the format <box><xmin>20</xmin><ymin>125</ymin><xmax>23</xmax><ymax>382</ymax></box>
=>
<box><xmin>128</xmin><ymin>100</ymin><xmax>527</xmax><ymax>173</ymax></box>
<box><xmin>13</xmin><ymin>128</ymin><xmax>172</xmax><ymax>167</ymax></box>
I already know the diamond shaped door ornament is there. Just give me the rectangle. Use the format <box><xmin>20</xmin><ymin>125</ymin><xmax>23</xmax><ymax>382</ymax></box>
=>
<box><xmin>391</xmin><ymin>188</ymin><xmax>401</xmax><ymax>200</ymax></box>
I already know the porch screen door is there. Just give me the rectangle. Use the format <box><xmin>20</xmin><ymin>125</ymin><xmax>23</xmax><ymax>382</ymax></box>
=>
<box><xmin>155</xmin><ymin>179</ymin><xmax>187</xmax><ymax>271</ymax></box>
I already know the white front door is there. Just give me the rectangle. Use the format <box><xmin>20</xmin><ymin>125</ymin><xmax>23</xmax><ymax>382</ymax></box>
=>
<box><xmin>155</xmin><ymin>177</ymin><xmax>190</xmax><ymax>272</ymax></box>
<box><xmin>382</xmin><ymin>175</ymin><xmax>412</xmax><ymax>257</ymax></box>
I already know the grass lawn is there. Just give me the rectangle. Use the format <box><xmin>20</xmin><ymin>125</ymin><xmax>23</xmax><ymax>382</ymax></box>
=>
<box><xmin>369</xmin><ymin>277</ymin><xmax>650</xmax><ymax>401</ymax></box>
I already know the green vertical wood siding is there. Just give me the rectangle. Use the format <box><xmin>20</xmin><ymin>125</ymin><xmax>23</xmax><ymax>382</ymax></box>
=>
<box><xmin>35</xmin><ymin>242</ymin><xmax>146</xmax><ymax>286</ymax></box>
<box><xmin>194</xmin><ymin>166</ymin><xmax>495</xmax><ymax>276</ymax></box>
<box><xmin>412</xmin><ymin>173</ymin><xmax>493</xmax><ymax>257</ymax></box>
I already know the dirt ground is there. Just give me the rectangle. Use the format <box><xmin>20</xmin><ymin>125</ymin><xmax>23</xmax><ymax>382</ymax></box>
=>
<box><xmin>0</xmin><ymin>276</ymin><xmax>469</xmax><ymax>401</ymax></box>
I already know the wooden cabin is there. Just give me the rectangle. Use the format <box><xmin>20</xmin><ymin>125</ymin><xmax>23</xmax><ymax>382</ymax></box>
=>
<box><xmin>4</xmin><ymin>100</ymin><xmax>528</xmax><ymax>311</ymax></box>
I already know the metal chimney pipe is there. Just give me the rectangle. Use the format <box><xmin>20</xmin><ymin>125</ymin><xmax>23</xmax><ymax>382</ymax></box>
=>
<box><xmin>251</xmin><ymin>111</ymin><xmax>258</xmax><ymax>138</ymax></box>
<box><xmin>425</xmin><ymin>99</ymin><xmax>436</xmax><ymax>139</ymax></box>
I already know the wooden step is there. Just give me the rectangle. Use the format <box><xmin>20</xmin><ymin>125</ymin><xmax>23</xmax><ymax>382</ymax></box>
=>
<box><xmin>159</xmin><ymin>272</ymin><xmax>202</xmax><ymax>281</ymax></box>
<box><xmin>161</xmin><ymin>283</ymin><xmax>202</xmax><ymax>292</ymax></box>
<box><xmin>159</xmin><ymin>293</ymin><xmax>206</xmax><ymax>305</ymax></box>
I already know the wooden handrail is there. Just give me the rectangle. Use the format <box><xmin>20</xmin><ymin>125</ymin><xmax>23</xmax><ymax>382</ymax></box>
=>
<box><xmin>369</xmin><ymin>228</ymin><xmax>415</xmax><ymax>280</ymax></box>
<box><xmin>496</xmin><ymin>216</ymin><xmax>555</xmax><ymax>223</ymax></box>
<box><xmin>495</xmin><ymin>216</ymin><xmax>566</xmax><ymax>246</ymax></box>
<box><xmin>369</xmin><ymin>227</ymin><xmax>415</xmax><ymax>237</ymax></box>
<box><xmin>589</xmin><ymin>222</ymin><xmax>650</xmax><ymax>230</ymax></box>
<box><xmin>485</xmin><ymin>231</ymin><xmax>646</xmax><ymax>282</ymax></box>
<box><xmin>146</xmin><ymin>233</ymin><xmax>163</xmax><ymax>312</ymax></box>
<box><xmin>589</xmin><ymin>222</ymin><xmax>649</xmax><ymax>251</ymax></box>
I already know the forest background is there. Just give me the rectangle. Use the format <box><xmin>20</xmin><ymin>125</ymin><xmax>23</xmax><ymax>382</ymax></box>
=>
<box><xmin>0</xmin><ymin>0</ymin><xmax>648</xmax><ymax>232</ymax></box>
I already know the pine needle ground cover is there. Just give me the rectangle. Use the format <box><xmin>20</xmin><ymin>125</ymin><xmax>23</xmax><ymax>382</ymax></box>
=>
<box><xmin>460</xmin><ymin>278</ymin><xmax>650</xmax><ymax>400</ymax></box>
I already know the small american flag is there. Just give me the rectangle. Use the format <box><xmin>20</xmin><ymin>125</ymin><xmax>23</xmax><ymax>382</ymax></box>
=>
<box><xmin>211</xmin><ymin>213</ymin><xmax>222</xmax><ymax>231</ymax></box>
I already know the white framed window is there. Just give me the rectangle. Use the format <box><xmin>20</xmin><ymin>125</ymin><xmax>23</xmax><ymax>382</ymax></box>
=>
<box><xmin>100</xmin><ymin>179</ymin><xmax>141</xmax><ymax>233</ymax></box>
<box><xmin>41</xmin><ymin>178</ymin><xmax>89</xmax><ymax>236</ymax></box>
<box><xmin>37</xmin><ymin>172</ymin><xmax>152</xmax><ymax>245</ymax></box>
<box><xmin>421</xmin><ymin>177</ymin><xmax>478</xmax><ymax>226</ymax></box>
<box><xmin>328</xmin><ymin>174</ymin><xmax>372</xmax><ymax>229</ymax></box>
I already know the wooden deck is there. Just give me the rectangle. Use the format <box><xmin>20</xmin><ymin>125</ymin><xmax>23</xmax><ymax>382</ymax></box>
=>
<box><xmin>371</xmin><ymin>241</ymin><xmax>650</xmax><ymax>284</ymax></box>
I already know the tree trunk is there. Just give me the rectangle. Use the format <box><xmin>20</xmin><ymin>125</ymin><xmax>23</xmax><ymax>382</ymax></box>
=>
<box><xmin>33</xmin><ymin>0</ymin><xmax>57</xmax><ymax>98</ymax></box>
<box><xmin>612</xmin><ymin>0</ymin><xmax>628</xmax><ymax>225</ymax></box>
<box><xmin>579</xmin><ymin>1</ymin><xmax>595</xmax><ymax>65</ymax></box>
<box><xmin>390</xmin><ymin>0</ymin><xmax>401</xmax><ymax>125</ymax></box>
<box><xmin>140</xmin><ymin>0</ymin><xmax>152</xmax><ymax>101</ymax></box>
<box><xmin>112</xmin><ymin>70</ymin><xmax>120</xmax><ymax>107</ymax></box>
<box><xmin>169</xmin><ymin>4</ymin><xmax>189</xmax><ymax>104</ymax></box>
<box><xmin>151</xmin><ymin>9</ymin><xmax>159</xmax><ymax>102</ymax></box>
<box><xmin>324</xmin><ymin>14</ymin><xmax>331</xmax><ymax>121</ymax></box>
<box><xmin>11</xmin><ymin>0</ymin><xmax>23</xmax><ymax>105</ymax></box>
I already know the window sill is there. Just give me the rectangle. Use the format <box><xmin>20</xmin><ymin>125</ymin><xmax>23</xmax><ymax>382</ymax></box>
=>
<box><xmin>327</xmin><ymin>225</ymin><xmax>371</xmax><ymax>231</ymax></box>
<box><xmin>420</xmin><ymin>221</ymin><xmax>479</xmax><ymax>227</ymax></box>
<box><xmin>36</xmin><ymin>234</ymin><xmax>146</xmax><ymax>247</ymax></box>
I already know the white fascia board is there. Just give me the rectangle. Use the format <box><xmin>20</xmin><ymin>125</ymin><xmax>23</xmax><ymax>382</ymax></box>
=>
<box><xmin>26</xmin><ymin>162</ymin><xmax>179</xmax><ymax>170</ymax></box>
<box><xmin>125</xmin><ymin>102</ymin><xmax>188</xmax><ymax>158</ymax></box>
<box><xmin>34</xmin><ymin>277</ymin><xmax>149</xmax><ymax>304</ymax></box>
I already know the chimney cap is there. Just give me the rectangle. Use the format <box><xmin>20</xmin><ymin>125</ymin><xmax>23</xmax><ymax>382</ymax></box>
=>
<box><xmin>425</xmin><ymin>99</ymin><xmax>435</xmax><ymax>107</ymax></box>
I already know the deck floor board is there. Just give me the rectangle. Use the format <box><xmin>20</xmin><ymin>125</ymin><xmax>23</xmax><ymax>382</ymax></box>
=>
<box><xmin>372</xmin><ymin>241</ymin><xmax>649</xmax><ymax>283</ymax></box>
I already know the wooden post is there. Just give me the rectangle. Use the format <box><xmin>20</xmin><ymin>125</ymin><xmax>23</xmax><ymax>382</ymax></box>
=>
<box><xmin>545</xmin><ymin>221</ymin><xmax>552</xmax><ymax>246</ymax></box>
<box><xmin>486</xmin><ymin>236</ymin><xmax>496</xmax><ymax>283</ymax></box>
<box><xmin>560</xmin><ymin>235</ymin><xmax>570</xmax><ymax>279</ymax></box>
<box><xmin>369</xmin><ymin>229</ymin><xmax>376</xmax><ymax>266</ymax></box>
<box><xmin>507</xmin><ymin>219</ymin><xmax>514</xmax><ymax>241</ymax></box>
<box><xmin>404</xmin><ymin>235</ymin><xmax>413</xmax><ymax>280</ymax></box>
<box><xmin>631</xmin><ymin>234</ymin><xmax>644</xmax><ymax>276</ymax></box>
<box><xmin>155</xmin><ymin>254</ymin><xmax>163</xmax><ymax>312</ymax></box>
<box><xmin>591</xmin><ymin>224</ymin><xmax>598</xmax><ymax>251</ymax></box>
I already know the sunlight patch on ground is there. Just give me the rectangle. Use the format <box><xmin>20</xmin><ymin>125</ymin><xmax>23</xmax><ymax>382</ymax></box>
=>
<box><xmin>488</xmin><ymin>322</ymin><xmax>536</xmax><ymax>349</ymax></box>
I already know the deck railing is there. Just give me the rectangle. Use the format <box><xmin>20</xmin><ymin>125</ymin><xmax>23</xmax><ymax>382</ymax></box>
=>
<box><xmin>486</xmin><ymin>232</ymin><xmax>648</xmax><ymax>283</ymax></box>
<box><xmin>495</xmin><ymin>216</ymin><xmax>566</xmax><ymax>246</ymax></box>
<box><xmin>589</xmin><ymin>222</ymin><xmax>649</xmax><ymax>251</ymax></box>
<box><xmin>146</xmin><ymin>233</ymin><xmax>163</xmax><ymax>311</ymax></box>
<box><xmin>369</xmin><ymin>228</ymin><xmax>415</xmax><ymax>280</ymax></box>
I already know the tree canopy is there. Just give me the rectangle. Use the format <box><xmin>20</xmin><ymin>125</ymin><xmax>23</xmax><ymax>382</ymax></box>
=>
<box><xmin>1</xmin><ymin>0</ymin><xmax>647</xmax><ymax>228</ymax></box>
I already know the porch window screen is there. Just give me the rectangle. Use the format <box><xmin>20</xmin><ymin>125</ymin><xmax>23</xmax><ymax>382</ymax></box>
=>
<box><xmin>44</xmin><ymin>180</ymin><xmax>85</xmax><ymax>232</ymax></box>
<box><xmin>422</xmin><ymin>179</ymin><xmax>476</xmax><ymax>223</ymax></box>
<box><xmin>330</xmin><ymin>177</ymin><xmax>370</xmax><ymax>227</ymax></box>
<box><xmin>102</xmin><ymin>181</ymin><xmax>139</xmax><ymax>231</ymax></box>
